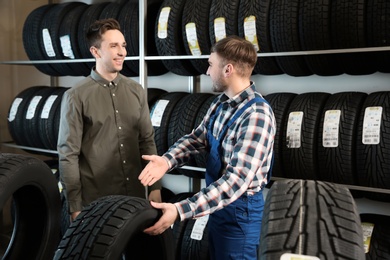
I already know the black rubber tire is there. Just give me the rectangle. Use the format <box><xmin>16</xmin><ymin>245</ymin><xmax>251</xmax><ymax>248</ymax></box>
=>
<box><xmin>22</xmin><ymin>4</ymin><xmax>62</xmax><ymax>76</ymax></box>
<box><xmin>147</xmin><ymin>88</ymin><xmax>168</xmax><ymax>110</ymax></box>
<box><xmin>169</xmin><ymin>192</ymin><xmax>195</xmax><ymax>260</ymax></box>
<box><xmin>150</xmin><ymin>92</ymin><xmax>189</xmax><ymax>157</ymax></box>
<box><xmin>330</xmin><ymin>0</ymin><xmax>376</xmax><ymax>75</ymax></box>
<box><xmin>238</xmin><ymin>0</ymin><xmax>283</xmax><ymax>75</ymax></box>
<box><xmin>299</xmin><ymin>0</ymin><xmax>343</xmax><ymax>76</ymax></box>
<box><xmin>54</xmin><ymin>195</ymin><xmax>175</xmax><ymax>260</ymax></box>
<box><xmin>259</xmin><ymin>179</ymin><xmax>365</xmax><ymax>260</ymax></box>
<box><xmin>281</xmin><ymin>92</ymin><xmax>330</xmax><ymax>180</ymax></box>
<box><xmin>155</xmin><ymin>0</ymin><xmax>200</xmax><ymax>76</ymax></box>
<box><xmin>317</xmin><ymin>92</ymin><xmax>367</xmax><ymax>186</ymax></box>
<box><xmin>360</xmin><ymin>214</ymin><xmax>390</xmax><ymax>260</ymax></box>
<box><xmin>208</xmin><ymin>0</ymin><xmax>240</xmax><ymax>45</ymax></box>
<box><xmin>7</xmin><ymin>86</ymin><xmax>46</xmax><ymax>146</ymax></box>
<box><xmin>269</xmin><ymin>0</ymin><xmax>312</xmax><ymax>76</ymax></box>
<box><xmin>58</xmin><ymin>3</ymin><xmax>91</xmax><ymax>76</ymax></box>
<box><xmin>180</xmin><ymin>217</ymin><xmax>210</xmax><ymax>260</ymax></box>
<box><xmin>182</xmin><ymin>0</ymin><xmax>212</xmax><ymax>74</ymax></box>
<box><xmin>366</xmin><ymin>0</ymin><xmax>390</xmax><ymax>73</ymax></box>
<box><xmin>264</xmin><ymin>92</ymin><xmax>297</xmax><ymax>178</ymax></box>
<box><xmin>0</xmin><ymin>153</ymin><xmax>61</xmax><ymax>260</ymax></box>
<box><xmin>356</xmin><ymin>91</ymin><xmax>390</xmax><ymax>202</ymax></box>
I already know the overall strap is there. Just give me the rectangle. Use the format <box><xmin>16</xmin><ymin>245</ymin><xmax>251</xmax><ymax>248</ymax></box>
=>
<box><xmin>217</xmin><ymin>97</ymin><xmax>264</xmax><ymax>141</ymax></box>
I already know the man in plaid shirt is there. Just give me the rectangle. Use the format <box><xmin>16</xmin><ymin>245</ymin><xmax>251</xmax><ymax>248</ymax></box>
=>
<box><xmin>139</xmin><ymin>35</ymin><xmax>276</xmax><ymax>260</ymax></box>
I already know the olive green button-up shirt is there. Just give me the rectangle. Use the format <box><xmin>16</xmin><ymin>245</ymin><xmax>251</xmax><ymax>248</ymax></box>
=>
<box><xmin>58</xmin><ymin>69</ymin><xmax>161</xmax><ymax>213</ymax></box>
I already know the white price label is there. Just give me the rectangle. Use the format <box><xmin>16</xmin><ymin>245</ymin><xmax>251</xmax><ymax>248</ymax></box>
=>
<box><xmin>322</xmin><ymin>110</ymin><xmax>341</xmax><ymax>148</ymax></box>
<box><xmin>286</xmin><ymin>111</ymin><xmax>304</xmax><ymax>148</ymax></box>
<box><xmin>150</xmin><ymin>100</ymin><xmax>170</xmax><ymax>127</ymax></box>
<box><xmin>214</xmin><ymin>17</ymin><xmax>226</xmax><ymax>42</ymax></box>
<box><xmin>185</xmin><ymin>23</ymin><xmax>201</xmax><ymax>56</ymax></box>
<box><xmin>362</xmin><ymin>106</ymin><xmax>382</xmax><ymax>145</ymax></box>
<box><xmin>243</xmin><ymin>16</ymin><xmax>259</xmax><ymax>51</ymax></box>
<box><xmin>157</xmin><ymin>7</ymin><xmax>171</xmax><ymax>39</ymax></box>
<box><xmin>8</xmin><ymin>98</ymin><xmax>23</xmax><ymax>122</ymax></box>
<box><xmin>26</xmin><ymin>96</ymin><xmax>42</xmax><ymax>119</ymax></box>
<box><xmin>42</xmin><ymin>28</ymin><xmax>56</xmax><ymax>57</ymax></box>
<box><xmin>41</xmin><ymin>95</ymin><xmax>58</xmax><ymax>119</ymax></box>
<box><xmin>190</xmin><ymin>215</ymin><xmax>209</xmax><ymax>241</ymax></box>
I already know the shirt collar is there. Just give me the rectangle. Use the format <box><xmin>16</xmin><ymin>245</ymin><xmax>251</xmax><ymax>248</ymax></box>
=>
<box><xmin>220</xmin><ymin>82</ymin><xmax>257</xmax><ymax>107</ymax></box>
<box><xmin>90</xmin><ymin>67</ymin><xmax>121</xmax><ymax>88</ymax></box>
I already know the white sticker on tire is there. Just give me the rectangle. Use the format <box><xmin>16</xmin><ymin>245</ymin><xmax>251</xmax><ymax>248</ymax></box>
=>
<box><xmin>286</xmin><ymin>111</ymin><xmax>303</xmax><ymax>148</ymax></box>
<box><xmin>361</xmin><ymin>222</ymin><xmax>374</xmax><ymax>253</ymax></box>
<box><xmin>190</xmin><ymin>215</ymin><xmax>209</xmax><ymax>241</ymax></box>
<box><xmin>362</xmin><ymin>106</ymin><xmax>382</xmax><ymax>145</ymax></box>
<box><xmin>26</xmin><ymin>96</ymin><xmax>42</xmax><ymax>119</ymax></box>
<box><xmin>8</xmin><ymin>98</ymin><xmax>23</xmax><ymax>122</ymax></box>
<box><xmin>244</xmin><ymin>16</ymin><xmax>259</xmax><ymax>52</ymax></box>
<box><xmin>41</xmin><ymin>95</ymin><xmax>58</xmax><ymax>119</ymax></box>
<box><xmin>280</xmin><ymin>253</ymin><xmax>320</xmax><ymax>260</ymax></box>
<box><xmin>157</xmin><ymin>7</ymin><xmax>171</xmax><ymax>39</ymax></box>
<box><xmin>322</xmin><ymin>110</ymin><xmax>341</xmax><ymax>148</ymax></box>
<box><xmin>42</xmin><ymin>28</ymin><xmax>56</xmax><ymax>57</ymax></box>
<box><xmin>214</xmin><ymin>17</ymin><xmax>226</xmax><ymax>42</ymax></box>
<box><xmin>60</xmin><ymin>35</ymin><xmax>75</xmax><ymax>59</ymax></box>
<box><xmin>150</xmin><ymin>100</ymin><xmax>170</xmax><ymax>127</ymax></box>
<box><xmin>185</xmin><ymin>23</ymin><xmax>201</xmax><ymax>56</ymax></box>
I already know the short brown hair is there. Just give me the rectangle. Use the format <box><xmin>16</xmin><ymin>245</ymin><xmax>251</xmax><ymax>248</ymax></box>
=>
<box><xmin>86</xmin><ymin>18</ymin><xmax>121</xmax><ymax>48</ymax></box>
<box><xmin>211</xmin><ymin>35</ymin><xmax>257</xmax><ymax>77</ymax></box>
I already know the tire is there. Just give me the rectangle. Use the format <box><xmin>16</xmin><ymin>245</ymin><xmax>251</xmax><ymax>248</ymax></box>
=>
<box><xmin>356</xmin><ymin>91</ymin><xmax>390</xmax><ymax>202</ymax></box>
<box><xmin>360</xmin><ymin>214</ymin><xmax>390</xmax><ymax>260</ymax></box>
<box><xmin>208</xmin><ymin>0</ymin><xmax>240</xmax><ymax>45</ymax></box>
<box><xmin>299</xmin><ymin>0</ymin><xmax>343</xmax><ymax>76</ymax></box>
<box><xmin>270</xmin><ymin>0</ymin><xmax>312</xmax><ymax>76</ymax></box>
<box><xmin>238</xmin><ymin>0</ymin><xmax>283</xmax><ymax>75</ymax></box>
<box><xmin>264</xmin><ymin>92</ymin><xmax>297</xmax><ymax>178</ymax></box>
<box><xmin>317</xmin><ymin>92</ymin><xmax>367</xmax><ymax>186</ymax></box>
<box><xmin>54</xmin><ymin>195</ymin><xmax>175</xmax><ymax>260</ymax></box>
<box><xmin>281</xmin><ymin>92</ymin><xmax>330</xmax><ymax>180</ymax></box>
<box><xmin>259</xmin><ymin>179</ymin><xmax>365</xmax><ymax>260</ymax></box>
<box><xmin>180</xmin><ymin>218</ymin><xmax>210</xmax><ymax>260</ymax></box>
<box><xmin>330</xmin><ymin>0</ymin><xmax>376</xmax><ymax>75</ymax></box>
<box><xmin>0</xmin><ymin>153</ymin><xmax>61</xmax><ymax>260</ymax></box>
<box><xmin>182</xmin><ymin>0</ymin><xmax>212</xmax><ymax>74</ymax></box>
<box><xmin>155</xmin><ymin>0</ymin><xmax>200</xmax><ymax>76</ymax></box>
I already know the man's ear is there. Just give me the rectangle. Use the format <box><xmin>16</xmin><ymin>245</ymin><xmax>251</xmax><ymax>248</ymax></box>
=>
<box><xmin>90</xmin><ymin>46</ymin><xmax>100</xmax><ymax>59</ymax></box>
<box><xmin>224</xmin><ymin>63</ymin><xmax>233</xmax><ymax>77</ymax></box>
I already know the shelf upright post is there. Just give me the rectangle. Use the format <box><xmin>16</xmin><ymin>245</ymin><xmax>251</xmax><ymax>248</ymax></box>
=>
<box><xmin>139</xmin><ymin>0</ymin><xmax>148</xmax><ymax>90</ymax></box>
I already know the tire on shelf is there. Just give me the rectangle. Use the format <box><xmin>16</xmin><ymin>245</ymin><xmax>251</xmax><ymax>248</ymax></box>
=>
<box><xmin>269</xmin><ymin>0</ymin><xmax>312</xmax><ymax>76</ymax></box>
<box><xmin>259</xmin><ymin>179</ymin><xmax>365</xmax><ymax>260</ymax></box>
<box><xmin>182</xmin><ymin>0</ymin><xmax>212</xmax><ymax>75</ymax></box>
<box><xmin>7</xmin><ymin>86</ymin><xmax>47</xmax><ymax>147</ymax></box>
<box><xmin>317</xmin><ymin>92</ymin><xmax>367</xmax><ymax>186</ymax></box>
<box><xmin>299</xmin><ymin>0</ymin><xmax>343</xmax><ymax>76</ymax></box>
<box><xmin>54</xmin><ymin>195</ymin><xmax>175</xmax><ymax>260</ymax></box>
<box><xmin>238</xmin><ymin>0</ymin><xmax>283</xmax><ymax>75</ymax></box>
<box><xmin>281</xmin><ymin>92</ymin><xmax>330</xmax><ymax>180</ymax></box>
<box><xmin>356</xmin><ymin>91</ymin><xmax>390</xmax><ymax>202</ymax></box>
<box><xmin>22</xmin><ymin>4</ymin><xmax>62</xmax><ymax>76</ymax></box>
<box><xmin>360</xmin><ymin>214</ymin><xmax>390</xmax><ymax>260</ymax></box>
<box><xmin>0</xmin><ymin>153</ymin><xmax>61</xmax><ymax>260</ymax></box>
<box><xmin>155</xmin><ymin>0</ymin><xmax>200</xmax><ymax>76</ymax></box>
<box><xmin>169</xmin><ymin>192</ymin><xmax>195</xmax><ymax>260</ymax></box>
<box><xmin>330</xmin><ymin>0</ymin><xmax>377</xmax><ymax>75</ymax></box>
<box><xmin>264</xmin><ymin>92</ymin><xmax>297</xmax><ymax>178</ymax></box>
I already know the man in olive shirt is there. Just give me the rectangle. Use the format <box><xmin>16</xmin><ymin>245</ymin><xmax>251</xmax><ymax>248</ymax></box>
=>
<box><xmin>58</xmin><ymin>18</ymin><xmax>161</xmax><ymax>221</ymax></box>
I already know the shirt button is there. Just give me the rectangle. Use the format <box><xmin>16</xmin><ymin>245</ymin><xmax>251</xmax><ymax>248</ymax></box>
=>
<box><xmin>116</xmin><ymin>110</ymin><xmax>119</xmax><ymax>113</ymax></box>
<box><xmin>126</xmin><ymin>177</ymin><xmax>129</xmax><ymax>181</ymax></box>
<box><xmin>118</xmin><ymin>126</ymin><xmax>122</xmax><ymax>130</ymax></box>
<box><xmin>120</xmin><ymin>144</ymin><xmax>124</xmax><ymax>147</ymax></box>
<box><xmin>113</xmin><ymin>93</ymin><xmax>116</xmax><ymax>97</ymax></box>
<box><xmin>123</xmin><ymin>160</ymin><xmax>126</xmax><ymax>164</ymax></box>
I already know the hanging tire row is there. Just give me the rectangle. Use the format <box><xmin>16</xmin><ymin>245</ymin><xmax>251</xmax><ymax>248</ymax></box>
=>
<box><xmin>7</xmin><ymin>87</ymin><xmax>390</xmax><ymax>201</ymax></box>
<box><xmin>23</xmin><ymin>0</ymin><xmax>390</xmax><ymax>77</ymax></box>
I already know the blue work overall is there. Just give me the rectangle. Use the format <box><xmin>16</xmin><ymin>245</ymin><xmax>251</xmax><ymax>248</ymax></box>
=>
<box><xmin>206</xmin><ymin>97</ymin><xmax>269</xmax><ymax>260</ymax></box>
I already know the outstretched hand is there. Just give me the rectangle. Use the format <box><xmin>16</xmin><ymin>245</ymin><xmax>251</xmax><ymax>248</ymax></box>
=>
<box><xmin>139</xmin><ymin>155</ymin><xmax>169</xmax><ymax>186</ymax></box>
